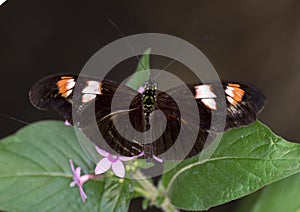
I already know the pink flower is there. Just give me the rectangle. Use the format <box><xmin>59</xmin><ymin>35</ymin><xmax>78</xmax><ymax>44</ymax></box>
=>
<box><xmin>64</xmin><ymin>120</ymin><xmax>71</xmax><ymax>126</ymax></box>
<box><xmin>138</xmin><ymin>151</ymin><xmax>163</xmax><ymax>163</ymax></box>
<box><xmin>153</xmin><ymin>155</ymin><xmax>163</xmax><ymax>163</ymax></box>
<box><xmin>95</xmin><ymin>146</ymin><xmax>137</xmax><ymax>178</ymax></box>
<box><xmin>69</xmin><ymin>160</ymin><xmax>95</xmax><ymax>202</ymax></box>
<box><xmin>138</xmin><ymin>86</ymin><xmax>145</xmax><ymax>93</ymax></box>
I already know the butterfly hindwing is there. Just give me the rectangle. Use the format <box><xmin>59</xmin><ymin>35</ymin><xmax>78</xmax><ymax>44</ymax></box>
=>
<box><xmin>77</xmin><ymin>89</ymin><xmax>145</xmax><ymax>156</ymax></box>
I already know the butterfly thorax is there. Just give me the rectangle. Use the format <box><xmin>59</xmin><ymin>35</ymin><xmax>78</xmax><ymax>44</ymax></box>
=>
<box><xmin>142</xmin><ymin>80</ymin><xmax>157</xmax><ymax>131</ymax></box>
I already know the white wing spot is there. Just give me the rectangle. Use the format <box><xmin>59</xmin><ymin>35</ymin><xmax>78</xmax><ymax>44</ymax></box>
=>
<box><xmin>201</xmin><ymin>98</ymin><xmax>217</xmax><ymax>110</ymax></box>
<box><xmin>82</xmin><ymin>94</ymin><xmax>97</xmax><ymax>103</ymax></box>
<box><xmin>82</xmin><ymin>81</ymin><xmax>102</xmax><ymax>95</ymax></box>
<box><xmin>225</xmin><ymin>87</ymin><xmax>234</xmax><ymax>97</ymax></box>
<box><xmin>195</xmin><ymin>85</ymin><xmax>217</xmax><ymax>99</ymax></box>
<box><xmin>226</xmin><ymin>96</ymin><xmax>236</xmax><ymax>105</ymax></box>
<box><xmin>65</xmin><ymin>81</ymin><xmax>75</xmax><ymax>90</ymax></box>
<box><xmin>65</xmin><ymin>90</ymin><xmax>73</xmax><ymax>98</ymax></box>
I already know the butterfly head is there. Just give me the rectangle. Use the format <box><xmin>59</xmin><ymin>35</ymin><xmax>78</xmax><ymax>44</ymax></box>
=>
<box><xmin>143</xmin><ymin>79</ymin><xmax>157</xmax><ymax>92</ymax></box>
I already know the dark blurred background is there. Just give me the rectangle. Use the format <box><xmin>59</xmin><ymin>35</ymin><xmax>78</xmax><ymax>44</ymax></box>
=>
<box><xmin>0</xmin><ymin>0</ymin><xmax>299</xmax><ymax>211</ymax></box>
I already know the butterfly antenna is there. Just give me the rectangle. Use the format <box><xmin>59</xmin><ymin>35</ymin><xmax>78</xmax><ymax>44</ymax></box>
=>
<box><xmin>0</xmin><ymin>112</ymin><xmax>32</xmax><ymax>126</ymax></box>
<box><xmin>0</xmin><ymin>112</ymin><xmax>52</xmax><ymax>133</ymax></box>
<box><xmin>107</xmin><ymin>19</ymin><xmax>147</xmax><ymax>72</ymax></box>
<box><xmin>152</xmin><ymin>71</ymin><xmax>162</xmax><ymax>80</ymax></box>
<box><xmin>162</xmin><ymin>46</ymin><xmax>192</xmax><ymax>72</ymax></box>
<box><xmin>151</xmin><ymin>46</ymin><xmax>192</xmax><ymax>82</ymax></box>
<box><xmin>0</xmin><ymin>112</ymin><xmax>72</xmax><ymax>138</ymax></box>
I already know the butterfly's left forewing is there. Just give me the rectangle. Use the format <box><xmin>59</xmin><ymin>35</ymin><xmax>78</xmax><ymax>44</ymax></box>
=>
<box><xmin>29</xmin><ymin>74</ymin><xmax>145</xmax><ymax>156</ymax></box>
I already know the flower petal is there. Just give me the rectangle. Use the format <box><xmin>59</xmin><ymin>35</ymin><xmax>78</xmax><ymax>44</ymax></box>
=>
<box><xmin>95</xmin><ymin>158</ymin><xmax>111</xmax><ymax>175</ymax></box>
<box><xmin>69</xmin><ymin>159</ymin><xmax>75</xmax><ymax>174</ymax></box>
<box><xmin>75</xmin><ymin>167</ymin><xmax>81</xmax><ymax>177</ymax></box>
<box><xmin>112</xmin><ymin>160</ymin><xmax>125</xmax><ymax>178</ymax></box>
<box><xmin>153</xmin><ymin>155</ymin><xmax>163</xmax><ymax>163</ymax></box>
<box><xmin>64</xmin><ymin>120</ymin><xmax>71</xmax><ymax>126</ymax></box>
<box><xmin>119</xmin><ymin>155</ymin><xmax>136</xmax><ymax>161</ymax></box>
<box><xmin>119</xmin><ymin>151</ymin><xmax>144</xmax><ymax>161</ymax></box>
<box><xmin>70</xmin><ymin>181</ymin><xmax>76</xmax><ymax>187</ymax></box>
<box><xmin>137</xmin><ymin>151</ymin><xmax>145</xmax><ymax>157</ymax></box>
<box><xmin>138</xmin><ymin>86</ymin><xmax>145</xmax><ymax>93</ymax></box>
<box><xmin>79</xmin><ymin>174</ymin><xmax>90</xmax><ymax>185</ymax></box>
<box><xmin>79</xmin><ymin>186</ymin><xmax>87</xmax><ymax>202</ymax></box>
<box><xmin>95</xmin><ymin>146</ymin><xmax>109</xmax><ymax>157</ymax></box>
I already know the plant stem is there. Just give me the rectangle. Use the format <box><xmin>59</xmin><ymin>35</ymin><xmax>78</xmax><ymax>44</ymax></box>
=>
<box><xmin>133</xmin><ymin>170</ymin><xmax>179</xmax><ymax>212</ymax></box>
<box><xmin>161</xmin><ymin>197</ymin><xmax>179</xmax><ymax>212</ymax></box>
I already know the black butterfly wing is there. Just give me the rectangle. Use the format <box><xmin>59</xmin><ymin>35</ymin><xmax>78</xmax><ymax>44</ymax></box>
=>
<box><xmin>150</xmin><ymin>81</ymin><xmax>265</xmax><ymax>159</ymax></box>
<box><xmin>74</xmin><ymin>80</ymin><xmax>145</xmax><ymax>156</ymax></box>
<box><xmin>30</xmin><ymin>74</ymin><xmax>265</xmax><ymax>159</ymax></box>
<box><xmin>220</xmin><ymin>81</ymin><xmax>265</xmax><ymax>130</ymax></box>
<box><xmin>156</xmin><ymin>81</ymin><xmax>265</xmax><ymax>132</ymax></box>
<box><xmin>29</xmin><ymin>73</ymin><xmax>145</xmax><ymax>156</ymax></box>
<box><xmin>29</xmin><ymin>74</ymin><xmax>78</xmax><ymax>123</ymax></box>
<box><xmin>76</xmin><ymin>81</ymin><xmax>208</xmax><ymax>159</ymax></box>
<box><xmin>149</xmin><ymin>109</ymin><xmax>210</xmax><ymax>160</ymax></box>
<box><xmin>29</xmin><ymin>73</ymin><xmax>111</xmax><ymax>123</ymax></box>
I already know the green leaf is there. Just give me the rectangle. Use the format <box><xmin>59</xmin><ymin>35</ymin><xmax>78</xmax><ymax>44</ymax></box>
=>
<box><xmin>126</xmin><ymin>48</ymin><xmax>151</xmax><ymax>90</ymax></box>
<box><xmin>0</xmin><ymin>121</ymin><xmax>133</xmax><ymax>211</ymax></box>
<box><xmin>162</xmin><ymin>121</ymin><xmax>300</xmax><ymax>211</ymax></box>
<box><xmin>238</xmin><ymin>173</ymin><xmax>300</xmax><ymax>212</ymax></box>
<box><xmin>100</xmin><ymin>178</ymin><xmax>134</xmax><ymax>212</ymax></box>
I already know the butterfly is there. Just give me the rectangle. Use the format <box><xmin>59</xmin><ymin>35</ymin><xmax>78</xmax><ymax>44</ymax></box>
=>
<box><xmin>29</xmin><ymin>73</ymin><xmax>265</xmax><ymax>160</ymax></box>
